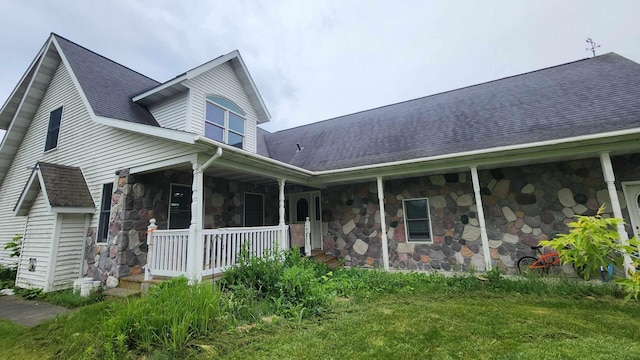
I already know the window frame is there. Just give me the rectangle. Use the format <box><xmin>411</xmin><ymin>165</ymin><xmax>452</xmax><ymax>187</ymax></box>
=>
<box><xmin>402</xmin><ymin>198</ymin><xmax>434</xmax><ymax>243</ymax></box>
<box><xmin>204</xmin><ymin>96</ymin><xmax>245</xmax><ymax>149</ymax></box>
<box><xmin>44</xmin><ymin>106</ymin><xmax>64</xmax><ymax>152</ymax></box>
<box><xmin>243</xmin><ymin>192</ymin><xmax>265</xmax><ymax>226</ymax></box>
<box><xmin>168</xmin><ymin>183</ymin><xmax>192</xmax><ymax>229</ymax></box>
<box><xmin>96</xmin><ymin>182</ymin><xmax>114</xmax><ymax>244</ymax></box>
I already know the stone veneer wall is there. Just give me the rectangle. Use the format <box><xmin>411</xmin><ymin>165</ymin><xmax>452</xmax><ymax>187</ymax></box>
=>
<box><xmin>85</xmin><ymin>168</ymin><xmax>278</xmax><ymax>285</ymax></box>
<box><xmin>322</xmin><ymin>155</ymin><xmax>640</xmax><ymax>274</ymax></box>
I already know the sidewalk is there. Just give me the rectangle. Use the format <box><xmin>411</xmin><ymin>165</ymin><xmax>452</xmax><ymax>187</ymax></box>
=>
<box><xmin>0</xmin><ymin>295</ymin><xmax>69</xmax><ymax>327</ymax></box>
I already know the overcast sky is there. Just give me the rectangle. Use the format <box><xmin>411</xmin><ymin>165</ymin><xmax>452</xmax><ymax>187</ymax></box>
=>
<box><xmin>1</xmin><ymin>0</ymin><xmax>639</xmax><ymax>142</ymax></box>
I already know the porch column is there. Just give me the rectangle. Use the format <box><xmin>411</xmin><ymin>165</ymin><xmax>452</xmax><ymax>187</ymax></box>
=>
<box><xmin>188</xmin><ymin>160</ymin><xmax>205</xmax><ymax>282</ymax></box>
<box><xmin>599</xmin><ymin>152</ymin><xmax>632</xmax><ymax>274</ymax></box>
<box><xmin>377</xmin><ymin>177</ymin><xmax>390</xmax><ymax>271</ymax></box>
<box><xmin>278</xmin><ymin>178</ymin><xmax>287</xmax><ymax>250</ymax></box>
<box><xmin>470</xmin><ymin>166</ymin><xmax>492</xmax><ymax>271</ymax></box>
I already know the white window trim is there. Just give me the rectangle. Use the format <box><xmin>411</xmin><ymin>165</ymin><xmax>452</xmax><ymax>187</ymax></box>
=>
<box><xmin>44</xmin><ymin>106</ymin><xmax>64</xmax><ymax>153</ymax></box>
<box><xmin>204</xmin><ymin>96</ymin><xmax>245</xmax><ymax>148</ymax></box>
<box><xmin>168</xmin><ymin>183</ymin><xmax>192</xmax><ymax>229</ymax></box>
<box><xmin>402</xmin><ymin>197</ymin><xmax>434</xmax><ymax>243</ymax></box>
<box><xmin>243</xmin><ymin>192</ymin><xmax>265</xmax><ymax>226</ymax></box>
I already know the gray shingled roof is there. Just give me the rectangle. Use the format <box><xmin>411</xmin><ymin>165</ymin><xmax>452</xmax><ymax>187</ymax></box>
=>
<box><xmin>38</xmin><ymin>162</ymin><xmax>95</xmax><ymax>208</ymax></box>
<box><xmin>262</xmin><ymin>53</ymin><xmax>640</xmax><ymax>171</ymax></box>
<box><xmin>54</xmin><ymin>34</ymin><xmax>160</xmax><ymax>126</ymax></box>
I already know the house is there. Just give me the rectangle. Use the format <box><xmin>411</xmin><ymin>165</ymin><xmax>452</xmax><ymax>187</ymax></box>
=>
<box><xmin>0</xmin><ymin>33</ymin><xmax>639</xmax><ymax>291</ymax></box>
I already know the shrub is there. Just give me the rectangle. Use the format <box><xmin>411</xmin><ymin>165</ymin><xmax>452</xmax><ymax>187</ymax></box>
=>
<box><xmin>540</xmin><ymin>205</ymin><xmax>640</xmax><ymax>300</ymax></box>
<box><xmin>99</xmin><ymin>277</ymin><xmax>222</xmax><ymax>357</ymax></box>
<box><xmin>220</xmin><ymin>245</ymin><xmax>333</xmax><ymax>320</ymax></box>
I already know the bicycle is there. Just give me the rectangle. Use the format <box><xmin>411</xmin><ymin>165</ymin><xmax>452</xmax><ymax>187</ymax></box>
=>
<box><xmin>517</xmin><ymin>245</ymin><xmax>613</xmax><ymax>281</ymax></box>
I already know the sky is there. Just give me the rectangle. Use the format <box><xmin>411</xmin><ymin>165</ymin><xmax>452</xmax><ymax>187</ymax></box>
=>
<box><xmin>1</xmin><ymin>0</ymin><xmax>639</xmax><ymax>142</ymax></box>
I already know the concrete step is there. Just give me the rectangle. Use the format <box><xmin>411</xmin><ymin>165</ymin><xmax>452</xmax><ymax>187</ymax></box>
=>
<box><xmin>104</xmin><ymin>287</ymin><xmax>140</xmax><ymax>298</ymax></box>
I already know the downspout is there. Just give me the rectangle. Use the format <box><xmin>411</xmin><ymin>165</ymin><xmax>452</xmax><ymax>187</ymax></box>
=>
<box><xmin>197</xmin><ymin>147</ymin><xmax>223</xmax><ymax>173</ymax></box>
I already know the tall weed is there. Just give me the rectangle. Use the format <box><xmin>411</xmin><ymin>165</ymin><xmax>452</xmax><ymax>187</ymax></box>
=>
<box><xmin>99</xmin><ymin>277</ymin><xmax>222</xmax><ymax>357</ymax></box>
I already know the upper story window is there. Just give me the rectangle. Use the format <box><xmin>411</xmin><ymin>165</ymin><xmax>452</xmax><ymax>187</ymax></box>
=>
<box><xmin>45</xmin><ymin>107</ymin><xmax>63</xmax><ymax>151</ymax></box>
<box><xmin>205</xmin><ymin>96</ymin><xmax>245</xmax><ymax>149</ymax></box>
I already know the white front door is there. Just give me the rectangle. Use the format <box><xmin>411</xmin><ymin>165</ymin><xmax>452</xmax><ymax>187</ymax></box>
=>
<box><xmin>622</xmin><ymin>182</ymin><xmax>640</xmax><ymax>239</ymax></box>
<box><xmin>289</xmin><ymin>191</ymin><xmax>322</xmax><ymax>250</ymax></box>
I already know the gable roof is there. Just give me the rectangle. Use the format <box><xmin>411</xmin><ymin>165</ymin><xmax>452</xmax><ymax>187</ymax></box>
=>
<box><xmin>15</xmin><ymin>162</ymin><xmax>95</xmax><ymax>216</ymax></box>
<box><xmin>53</xmin><ymin>34</ymin><xmax>160</xmax><ymax>126</ymax></box>
<box><xmin>262</xmin><ymin>53</ymin><xmax>640</xmax><ymax>171</ymax></box>
<box><xmin>132</xmin><ymin>50</ymin><xmax>271</xmax><ymax>123</ymax></box>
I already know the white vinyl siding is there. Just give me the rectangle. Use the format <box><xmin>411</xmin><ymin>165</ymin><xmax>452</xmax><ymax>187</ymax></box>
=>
<box><xmin>0</xmin><ymin>58</ymin><xmax>201</xmax><ymax>268</ymax></box>
<box><xmin>148</xmin><ymin>92</ymin><xmax>188</xmax><ymax>131</ymax></box>
<box><xmin>50</xmin><ymin>214</ymin><xmax>86</xmax><ymax>291</ymax></box>
<box><xmin>15</xmin><ymin>190</ymin><xmax>55</xmax><ymax>290</ymax></box>
<box><xmin>184</xmin><ymin>62</ymin><xmax>258</xmax><ymax>153</ymax></box>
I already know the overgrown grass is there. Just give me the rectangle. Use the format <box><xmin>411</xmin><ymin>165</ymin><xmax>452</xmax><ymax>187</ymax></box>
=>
<box><xmin>0</xmin><ymin>264</ymin><xmax>16</xmax><ymax>289</ymax></box>
<box><xmin>0</xmin><ymin>259</ymin><xmax>637</xmax><ymax>359</ymax></box>
<box><xmin>95</xmin><ymin>276</ymin><xmax>223</xmax><ymax>358</ymax></box>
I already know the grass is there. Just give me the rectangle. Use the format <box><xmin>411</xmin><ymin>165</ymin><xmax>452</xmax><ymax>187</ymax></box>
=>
<box><xmin>209</xmin><ymin>291</ymin><xmax>640</xmax><ymax>359</ymax></box>
<box><xmin>0</xmin><ymin>269</ymin><xmax>638</xmax><ymax>359</ymax></box>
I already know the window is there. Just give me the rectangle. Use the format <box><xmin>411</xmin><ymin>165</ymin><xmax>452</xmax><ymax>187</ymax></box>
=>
<box><xmin>45</xmin><ymin>107</ymin><xmax>63</xmax><ymax>151</ymax></box>
<box><xmin>169</xmin><ymin>184</ymin><xmax>191</xmax><ymax>229</ymax></box>
<box><xmin>205</xmin><ymin>96</ymin><xmax>245</xmax><ymax>149</ymax></box>
<box><xmin>97</xmin><ymin>183</ymin><xmax>114</xmax><ymax>243</ymax></box>
<box><xmin>402</xmin><ymin>198</ymin><xmax>432</xmax><ymax>242</ymax></box>
<box><xmin>244</xmin><ymin>193</ymin><xmax>264</xmax><ymax>226</ymax></box>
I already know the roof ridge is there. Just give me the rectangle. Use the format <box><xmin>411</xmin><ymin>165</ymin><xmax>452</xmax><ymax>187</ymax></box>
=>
<box><xmin>37</xmin><ymin>161</ymin><xmax>81</xmax><ymax>170</ymax></box>
<box><xmin>270</xmin><ymin>54</ymin><xmax>612</xmax><ymax>134</ymax></box>
<box><xmin>51</xmin><ymin>32</ymin><xmax>160</xmax><ymax>85</ymax></box>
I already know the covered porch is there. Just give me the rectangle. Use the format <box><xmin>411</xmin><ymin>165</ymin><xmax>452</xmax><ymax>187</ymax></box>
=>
<box><xmin>119</xmin><ymin>149</ymin><xmax>318</xmax><ymax>282</ymax></box>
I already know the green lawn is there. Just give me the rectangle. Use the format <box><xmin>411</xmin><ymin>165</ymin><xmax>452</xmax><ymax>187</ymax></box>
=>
<box><xmin>209</xmin><ymin>292</ymin><xmax>640</xmax><ymax>360</ymax></box>
<box><xmin>2</xmin><ymin>290</ymin><xmax>638</xmax><ymax>359</ymax></box>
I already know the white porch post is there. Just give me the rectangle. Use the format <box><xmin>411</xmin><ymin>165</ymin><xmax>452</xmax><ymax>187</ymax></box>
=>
<box><xmin>377</xmin><ymin>176</ymin><xmax>390</xmax><ymax>271</ymax></box>
<box><xmin>144</xmin><ymin>218</ymin><xmax>157</xmax><ymax>281</ymax></box>
<box><xmin>188</xmin><ymin>160</ymin><xmax>204</xmax><ymax>282</ymax></box>
<box><xmin>599</xmin><ymin>152</ymin><xmax>633</xmax><ymax>275</ymax></box>
<box><xmin>470</xmin><ymin>166</ymin><xmax>492</xmax><ymax>271</ymax></box>
<box><xmin>278</xmin><ymin>178</ymin><xmax>287</xmax><ymax>251</ymax></box>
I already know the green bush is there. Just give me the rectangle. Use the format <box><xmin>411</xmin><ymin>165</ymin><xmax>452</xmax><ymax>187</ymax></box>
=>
<box><xmin>0</xmin><ymin>265</ymin><xmax>17</xmax><ymax>289</ymax></box>
<box><xmin>540</xmin><ymin>205</ymin><xmax>640</xmax><ymax>300</ymax></box>
<box><xmin>220</xmin><ymin>245</ymin><xmax>333</xmax><ymax>320</ymax></box>
<box><xmin>99</xmin><ymin>277</ymin><xmax>222</xmax><ymax>357</ymax></box>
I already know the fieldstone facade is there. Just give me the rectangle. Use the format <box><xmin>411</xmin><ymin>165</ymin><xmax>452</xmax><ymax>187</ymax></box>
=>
<box><xmin>84</xmin><ymin>168</ymin><xmax>279</xmax><ymax>283</ymax></box>
<box><xmin>322</xmin><ymin>155</ymin><xmax>640</xmax><ymax>274</ymax></box>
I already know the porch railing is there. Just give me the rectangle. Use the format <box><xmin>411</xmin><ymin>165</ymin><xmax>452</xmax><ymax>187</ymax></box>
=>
<box><xmin>201</xmin><ymin>225</ymin><xmax>288</xmax><ymax>276</ymax></box>
<box><xmin>145</xmin><ymin>221</ymin><xmax>289</xmax><ymax>280</ymax></box>
<box><xmin>146</xmin><ymin>228</ymin><xmax>189</xmax><ymax>278</ymax></box>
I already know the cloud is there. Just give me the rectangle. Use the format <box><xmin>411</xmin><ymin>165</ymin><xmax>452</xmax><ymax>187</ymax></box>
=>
<box><xmin>1</xmin><ymin>0</ymin><xmax>640</xmax><ymax>140</ymax></box>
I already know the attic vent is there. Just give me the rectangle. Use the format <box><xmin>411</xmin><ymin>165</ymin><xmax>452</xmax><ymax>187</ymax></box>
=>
<box><xmin>296</xmin><ymin>143</ymin><xmax>304</xmax><ymax>152</ymax></box>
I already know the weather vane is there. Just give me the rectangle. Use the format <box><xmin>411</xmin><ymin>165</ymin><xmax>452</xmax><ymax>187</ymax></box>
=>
<box><xmin>585</xmin><ymin>38</ymin><xmax>600</xmax><ymax>57</ymax></box>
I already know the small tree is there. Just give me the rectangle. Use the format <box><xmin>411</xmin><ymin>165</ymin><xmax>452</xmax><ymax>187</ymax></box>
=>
<box><xmin>4</xmin><ymin>234</ymin><xmax>22</xmax><ymax>269</ymax></box>
<box><xmin>540</xmin><ymin>206</ymin><xmax>640</xmax><ymax>300</ymax></box>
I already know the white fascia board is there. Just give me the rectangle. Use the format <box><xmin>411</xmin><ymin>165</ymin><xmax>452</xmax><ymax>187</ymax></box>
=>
<box><xmin>313</xmin><ymin>127</ymin><xmax>640</xmax><ymax>177</ymax></box>
<box><xmin>0</xmin><ymin>36</ymin><xmax>51</xmax><ymax>128</ymax></box>
<box><xmin>132</xmin><ymin>51</ymin><xmax>238</xmax><ymax>103</ymax></box>
<box><xmin>194</xmin><ymin>136</ymin><xmax>313</xmax><ymax>177</ymax></box>
<box><xmin>129</xmin><ymin>153</ymin><xmax>199</xmax><ymax>174</ymax></box>
<box><xmin>50</xmin><ymin>207</ymin><xmax>96</xmax><ymax>214</ymax></box>
<box><xmin>231</xmin><ymin>52</ymin><xmax>271</xmax><ymax>122</ymax></box>
<box><xmin>51</xmin><ymin>37</ymin><xmax>97</xmax><ymax>120</ymax></box>
<box><xmin>14</xmin><ymin>167</ymin><xmax>41</xmax><ymax>216</ymax></box>
<box><xmin>94</xmin><ymin>116</ymin><xmax>197</xmax><ymax>144</ymax></box>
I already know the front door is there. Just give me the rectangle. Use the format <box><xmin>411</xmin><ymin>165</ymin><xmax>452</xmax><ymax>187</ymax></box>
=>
<box><xmin>622</xmin><ymin>182</ymin><xmax>640</xmax><ymax>239</ymax></box>
<box><xmin>289</xmin><ymin>191</ymin><xmax>322</xmax><ymax>250</ymax></box>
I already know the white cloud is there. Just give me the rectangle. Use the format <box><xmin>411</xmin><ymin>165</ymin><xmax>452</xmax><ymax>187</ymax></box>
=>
<box><xmin>1</xmin><ymin>0</ymin><xmax>639</xmax><ymax>140</ymax></box>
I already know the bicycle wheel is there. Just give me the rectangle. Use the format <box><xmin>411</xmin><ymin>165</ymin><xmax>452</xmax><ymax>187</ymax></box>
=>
<box><xmin>600</xmin><ymin>264</ymin><xmax>614</xmax><ymax>282</ymax></box>
<box><xmin>517</xmin><ymin>256</ymin><xmax>543</xmax><ymax>275</ymax></box>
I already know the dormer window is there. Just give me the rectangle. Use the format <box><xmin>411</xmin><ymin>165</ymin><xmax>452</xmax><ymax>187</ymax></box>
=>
<box><xmin>205</xmin><ymin>96</ymin><xmax>245</xmax><ymax>149</ymax></box>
